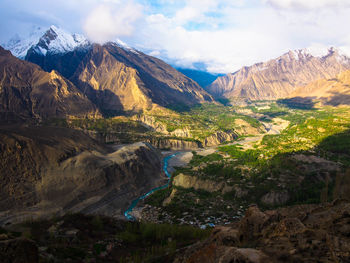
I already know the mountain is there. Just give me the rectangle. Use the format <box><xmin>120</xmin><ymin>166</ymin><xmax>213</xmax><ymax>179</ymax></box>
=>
<box><xmin>207</xmin><ymin>47</ymin><xmax>350</xmax><ymax>100</ymax></box>
<box><xmin>70</xmin><ymin>43</ymin><xmax>214</xmax><ymax>115</ymax></box>
<box><xmin>6</xmin><ymin>26</ymin><xmax>214</xmax><ymax>115</ymax></box>
<box><xmin>0</xmin><ymin>46</ymin><xmax>99</xmax><ymax>122</ymax></box>
<box><xmin>289</xmin><ymin>70</ymin><xmax>350</xmax><ymax>106</ymax></box>
<box><xmin>176</xmin><ymin>68</ymin><xmax>223</xmax><ymax>88</ymax></box>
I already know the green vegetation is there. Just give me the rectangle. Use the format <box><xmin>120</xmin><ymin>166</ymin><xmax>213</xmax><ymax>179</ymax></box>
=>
<box><xmin>43</xmin><ymin>101</ymin><xmax>350</xmax><ymax>226</ymax></box>
<box><xmin>69</xmin><ymin>117</ymin><xmax>149</xmax><ymax>134</ymax></box>
<box><xmin>147</xmin><ymin>102</ymin><xmax>350</xmax><ymax>225</ymax></box>
<box><xmin>146</xmin><ymin>187</ymin><xmax>172</xmax><ymax>207</ymax></box>
<box><xmin>152</xmin><ymin>103</ymin><xmax>264</xmax><ymax>140</ymax></box>
<box><xmin>118</xmin><ymin>221</ymin><xmax>211</xmax><ymax>262</ymax></box>
<box><xmin>6</xmin><ymin>213</ymin><xmax>211</xmax><ymax>263</ymax></box>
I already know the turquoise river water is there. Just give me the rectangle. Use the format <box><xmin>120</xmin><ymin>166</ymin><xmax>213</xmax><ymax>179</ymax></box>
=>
<box><xmin>124</xmin><ymin>153</ymin><xmax>178</xmax><ymax>220</ymax></box>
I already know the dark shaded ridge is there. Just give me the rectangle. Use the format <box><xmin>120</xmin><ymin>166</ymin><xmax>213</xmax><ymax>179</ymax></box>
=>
<box><xmin>176</xmin><ymin>68</ymin><xmax>223</xmax><ymax>88</ymax></box>
<box><xmin>25</xmin><ymin>47</ymin><xmax>90</xmax><ymax>79</ymax></box>
<box><xmin>103</xmin><ymin>43</ymin><xmax>214</xmax><ymax>106</ymax></box>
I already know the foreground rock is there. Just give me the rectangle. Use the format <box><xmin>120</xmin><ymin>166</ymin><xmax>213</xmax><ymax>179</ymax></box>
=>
<box><xmin>174</xmin><ymin>200</ymin><xmax>350</xmax><ymax>262</ymax></box>
<box><xmin>0</xmin><ymin>126</ymin><xmax>163</xmax><ymax>225</ymax></box>
<box><xmin>0</xmin><ymin>238</ymin><xmax>38</xmax><ymax>263</ymax></box>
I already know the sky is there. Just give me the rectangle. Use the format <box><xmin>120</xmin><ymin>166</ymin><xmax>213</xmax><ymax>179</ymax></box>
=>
<box><xmin>1</xmin><ymin>0</ymin><xmax>350</xmax><ymax>73</ymax></box>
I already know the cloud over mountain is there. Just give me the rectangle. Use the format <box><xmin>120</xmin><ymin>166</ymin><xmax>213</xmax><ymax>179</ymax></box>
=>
<box><xmin>2</xmin><ymin>0</ymin><xmax>350</xmax><ymax>73</ymax></box>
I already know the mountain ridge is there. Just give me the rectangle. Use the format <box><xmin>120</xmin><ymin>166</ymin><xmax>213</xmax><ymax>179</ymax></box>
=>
<box><xmin>207</xmin><ymin>47</ymin><xmax>350</xmax><ymax>101</ymax></box>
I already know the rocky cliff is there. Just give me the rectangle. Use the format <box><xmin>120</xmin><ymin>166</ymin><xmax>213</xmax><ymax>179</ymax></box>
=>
<box><xmin>175</xmin><ymin>200</ymin><xmax>350</xmax><ymax>263</ymax></box>
<box><xmin>208</xmin><ymin>48</ymin><xmax>350</xmax><ymax>100</ymax></box>
<box><xmin>146</xmin><ymin>138</ymin><xmax>202</xmax><ymax>150</ymax></box>
<box><xmin>0</xmin><ymin>46</ymin><xmax>99</xmax><ymax>122</ymax></box>
<box><xmin>204</xmin><ymin>131</ymin><xmax>238</xmax><ymax>146</ymax></box>
<box><xmin>0</xmin><ymin>126</ymin><xmax>163</xmax><ymax>225</ymax></box>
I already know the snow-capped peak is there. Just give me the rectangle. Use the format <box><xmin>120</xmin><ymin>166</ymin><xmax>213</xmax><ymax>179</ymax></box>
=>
<box><xmin>4</xmin><ymin>25</ymin><xmax>90</xmax><ymax>59</ymax></box>
<box><xmin>32</xmin><ymin>25</ymin><xmax>89</xmax><ymax>56</ymax></box>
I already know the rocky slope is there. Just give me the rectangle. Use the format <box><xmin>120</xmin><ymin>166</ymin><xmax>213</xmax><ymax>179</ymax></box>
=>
<box><xmin>0</xmin><ymin>46</ymin><xmax>99</xmax><ymax>122</ymax></box>
<box><xmin>0</xmin><ymin>126</ymin><xmax>163</xmax><ymax>225</ymax></box>
<box><xmin>290</xmin><ymin>70</ymin><xmax>350</xmax><ymax>106</ymax></box>
<box><xmin>175</xmin><ymin>200</ymin><xmax>350</xmax><ymax>263</ymax></box>
<box><xmin>208</xmin><ymin>47</ymin><xmax>350</xmax><ymax>100</ymax></box>
<box><xmin>71</xmin><ymin>43</ymin><xmax>214</xmax><ymax>114</ymax></box>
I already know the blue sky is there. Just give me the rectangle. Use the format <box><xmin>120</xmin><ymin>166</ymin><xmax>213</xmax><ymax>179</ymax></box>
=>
<box><xmin>1</xmin><ymin>0</ymin><xmax>350</xmax><ymax>73</ymax></box>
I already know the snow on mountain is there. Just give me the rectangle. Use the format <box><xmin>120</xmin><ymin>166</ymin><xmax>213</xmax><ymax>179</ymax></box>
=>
<box><xmin>3</xmin><ymin>26</ymin><xmax>46</xmax><ymax>59</ymax></box>
<box><xmin>4</xmin><ymin>25</ymin><xmax>90</xmax><ymax>59</ymax></box>
<box><xmin>112</xmin><ymin>39</ymin><xmax>139</xmax><ymax>54</ymax></box>
<box><xmin>281</xmin><ymin>46</ymin><xmax>350</xmax><ymax>63</ymax></box>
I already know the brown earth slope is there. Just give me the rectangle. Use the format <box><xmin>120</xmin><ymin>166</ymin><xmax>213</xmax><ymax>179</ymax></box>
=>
<box><xmin>208</xmin><ymin>48</ymin><xmax>350</xmax><ymax>100</ymax></box>
<box><xmin>0</xmin><ymin>46</ymin><xmax>99</xmax><ymax>122</ymax></box>
<box><xmin>0</xmin><ymin>126</ymin><xmax>163</xmax><ymax>224</ymax></box>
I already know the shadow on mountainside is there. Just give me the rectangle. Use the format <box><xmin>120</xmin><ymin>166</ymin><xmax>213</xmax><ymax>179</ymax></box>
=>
<box><xmin>279</xmin><ymin>92</ymin><xmax>350</xmax><ymax>109</ymax></box>
<box><xmin>324</xmin><ymin>91</ymin><xmax>350</xmax><ymax>106</ymax></box>
<box><xmin>277</xmin><ymin>97</ymin><xmax>316</xmax><ymax>110</ymax></box>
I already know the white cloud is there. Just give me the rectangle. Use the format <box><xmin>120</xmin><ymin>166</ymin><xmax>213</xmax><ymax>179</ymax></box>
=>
<box><xmin>264</xmin><ymin>0</ymin><xmax>350</xmax><ymax>10</ymax></box>
<box><xmin>83</xmin><ymin>1</ymin><xmax>143</xmax><ymax>44</ymax></box>
<box><xmin>126</xmin><ymin>0</ymin><xmax>350</xmax><ymax>73</ymax></box>
<box><xmin>3</xmin><ymin>0</ymin><xmax>350</xmax><ymax>73</ymax></box>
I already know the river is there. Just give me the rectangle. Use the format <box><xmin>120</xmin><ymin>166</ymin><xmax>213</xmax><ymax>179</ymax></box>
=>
<box><xmin>124</xmin><ymin>152</ymin><xmax>179</xmax><ymax>220</ymax></box>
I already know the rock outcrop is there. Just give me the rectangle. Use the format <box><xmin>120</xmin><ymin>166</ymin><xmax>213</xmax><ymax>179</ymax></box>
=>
<box><xmin>0</xmin><ymin>126</ymin><xmax>163</xmax><ymax>225</ymax></box>
<box><xmin>132</xmin><ymin>115</ymin><xmax>192</xmax><ymax>137</ymax></box>
<box><xmin>146</xmin><ymin>138</ymin><xmax>202</xmax><ymax>150</ymax></box>
<box><xmin>174</xmin><ymin>200</ymin><xmax>350</xmax><ymax>262</ymax></box>
<box><xmin>204</xmin><ymin>131</ymin><xmax>238</xmax><ymax>146</ymax></box>
<box><xmin>172</xmin><ymin>173</ymin><xmax>232</xmax><ymax>194</ymax></box>
<box><xmin>208</xmin><ymin>47</ymin><xmax>350</xmax><ymax>100</ymax></box>
<box><xmin>132</xmin><ymin>115</ymin><xmax>168</xmax><ymax>133</ymax></box>
<box><xmin>0</xmin><ymin>46</ymin><xmax>99</xmax><ymax>123</ymax></box>
<box><xmin>261</xmin><ymin>191</ymin><xmax>290</xmax><ymax>206</ymax></box>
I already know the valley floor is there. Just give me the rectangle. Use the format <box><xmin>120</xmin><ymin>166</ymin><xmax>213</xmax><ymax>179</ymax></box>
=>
<box><xmin>125</xmin><ymin>102</ymin><xmax>350</xmax><ymax>228</ymax></box>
